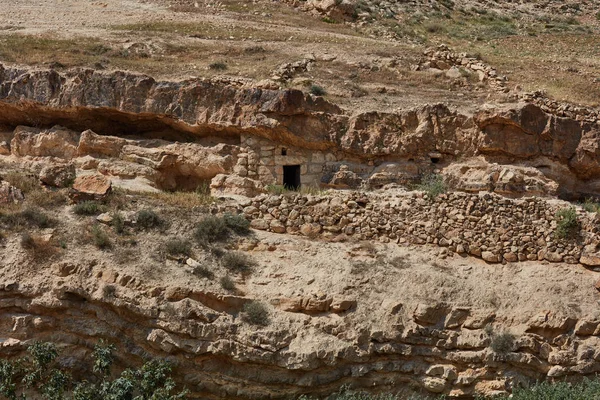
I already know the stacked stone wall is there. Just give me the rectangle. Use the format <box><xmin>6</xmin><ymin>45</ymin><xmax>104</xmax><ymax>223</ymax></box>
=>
<box><xmin>216</xmin><ymin>190</ymin><xmax>600</xmax><ymax>266</ymax></box>
<box><xmin>236</xmin><ymin>135</ymin><xmax>337</xmax><ymax>187</ymax></box>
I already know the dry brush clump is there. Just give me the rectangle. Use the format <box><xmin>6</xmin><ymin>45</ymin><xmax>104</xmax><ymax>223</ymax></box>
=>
<box><xmin>194</xmin><ymin>213</ymin><xmax>251</xmax><ymax>244</ymax></box>
<box><xmin>241</xmin><ymin>301</ymin><xmax>270</xmax><ymax>326</ymax></box>
<box><xmin>165</xmin><ymin>238</ymin><xmax>193</xmax><ymax>258</ymax></box>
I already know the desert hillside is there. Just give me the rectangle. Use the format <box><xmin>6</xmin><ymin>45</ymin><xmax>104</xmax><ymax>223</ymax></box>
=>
<box><xmin>1</xmin><ymin>0</ymin><xmax>600</xmax><ymax>399</ymax></box>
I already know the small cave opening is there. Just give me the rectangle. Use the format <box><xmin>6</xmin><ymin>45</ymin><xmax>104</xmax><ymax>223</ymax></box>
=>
<box><xmin>430</xmin><ymin>156</ymin><xmax>440</xmax><ymax>164</ymax></box>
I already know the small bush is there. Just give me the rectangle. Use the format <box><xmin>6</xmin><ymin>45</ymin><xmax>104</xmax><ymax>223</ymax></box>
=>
<box><xmin>136</xmin><ymin>209</ymin><xmax>163</xmax><ymax>230</ymax></box>
<box><xmin>92</xmin><ymin>225</ymin><xmax>111</xmax><ymax>249</ymax></box>
<box><xmin>220</xmin><ymin>275</ymin><xmax>235</xmax><ymax>291</ymax></box>
<box><xmin>20</xmin><ymin>232</ymin><xmax>36</xmax><ymax>250</ymax></box>
<box><xmin>3</xmin><ymin>172</ymin><xmax>39</xmax><ymax>193</ymax></box>
<box><xmin>209</xmin><ymin>62</ymin><xmax>227</xmax><ymax>71</ymax></box>
<box><xmin>417</xmin><ymin>173</ymin><xmax>446</xmax><ymax>199</ymax></box>
<box><xmin>490</xmin><ymin>331</ymin><xmax>516</xmax><ymax>354</ymax></box>
<box><xmin>221</xmin><ymin>251</ymin><xmax>256</xmax><ymax>274</ymax></box>
<box><xmin>19</xmin><ymin>208</ymin><xmax>56</xmax><ymax>228</ymax></box>
<box><xmin>242</xmin><ymin>301</ymin><xmax>270</xmax><ymax>326</ymax></box>
<box><xmin>582</xmin><ymin>198</ymin><xmax>600</xmax><ymax>213</ymax></box>
<box><xmin>555</xmin><ymin>207</ymin><xmax>579</xmax><ymax>239</ymax></box>
<box><xmin>223</xmin><ymin>213</ymin><xmax>250</xmax><ymax>235</ymax></box>
<box><xmin>73</xmin><ymin>201</ymin><xmax>104</xmax><ymax>216</ymax></box>
<box><xmin>111</xmin><ymin>212</ymin><xmax>125</xmax><ymax>234</ymax></box>
<box><xmin>309</xmin><ymin>84</ymin><xmax>326</xmax><ymax>96</ymax></box>
<box><xmin>194</xmin><ymin>265</ymin><xmax>215</xmax><ymax>280</ymax></box>
<box><xmin>20</xmin><ymin>232</ymin><xmax>59</xmax><ymax>260</ymax></box>
<box><xmin>165</xmin><ymin>238</ymin><xmax>192</xmax><ymax>257</ymax></box>
<box><xmin>195</xmin><ymin>215</ymin><xmax>229</xmax><ymax>243</ymax></box>
<box><xmin>322</xmin><ymin>16</ymin><xmax>337</xmax><ymax>23</ymax></box>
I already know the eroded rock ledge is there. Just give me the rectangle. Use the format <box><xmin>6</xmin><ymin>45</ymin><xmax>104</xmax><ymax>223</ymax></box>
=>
<box><xmin>1</xmin><ymin>260</ymin><xmax>600</xmax><ymax>399</ymax></box>
<box><xmin>1</xmin><ymin>64</ymin><xmax>600</xmax><ymax>198</ymax></box>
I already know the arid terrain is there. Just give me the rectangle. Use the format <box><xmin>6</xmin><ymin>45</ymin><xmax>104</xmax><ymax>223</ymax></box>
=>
<box><xmin>2</xmin><ymin>0</ymin><xmax>600</xmax><ymax>399</ymax></box>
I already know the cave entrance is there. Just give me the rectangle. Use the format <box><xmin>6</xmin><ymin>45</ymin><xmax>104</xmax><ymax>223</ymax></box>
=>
<box><xmin>283</xmin><ymin>165</ymin><xmax>301</xmax><ymax>190</ymax></box>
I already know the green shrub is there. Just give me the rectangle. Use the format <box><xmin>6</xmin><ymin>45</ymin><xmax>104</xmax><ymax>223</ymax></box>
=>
<box><xmin>221</xmin><ymin>251</ymin><xmax>256</xmax><ymax>274</ymax></box>
<box><xmin>582</xmin><ymin>198</ymin><xmax>600</xmax><ymax>213</ymax></box>
<box><xmin>417</xmin><ymin>173</ymin><xmax>446</xmax><ymax>199</ymax></box>
<box><xmin>136</xmin><ymin>209</ymin><xmax>163</xmax><ymax>230</ymax></box>
<box><xmin>555</xmin><ymin>207</ymin><xmax>579</xmax><ymax>239</ymax></box>
<box><xmin>194</xmin><ymin>215</ymin><xmax>229</xmax><ymax>243</ymax></box>
<box><xmin>220</xmin><ymin>275</ymin><xmax>236</xmax><ymax>291</ymax></box>
<box><xmin>223</xmin><ymin>213</ymin><xmax>250</xmax><ymax>235</ymax></box>
<box><xmin>165</xmin><ymin>238</ymin><xmax>192</xmax><ymax>257</ymax></box>
<box><xmin>242</xmin><ymin>301</ymin><xmax>270</xmax><ymax>326</ymax></box>
<box><xmin>18</xmin><ymin>208</ymin><xmax>56</xmax><ymax>228</ymax></box>
<box><xmin>111</xmin><ymin>212</ymin><xmax>125</xmax><ymax>234</ymax></box>
<box><xmin>92</xmin><ymin>225</ymin><xmax>111</xmax><ymax>249</ymax></box>
<box><xmin>309</xmin><ymin>84</ymin><xmax>326</xmax><ymax>96</ymax></box>
<box><xmin>208</xmin><ymin>62</ymin><xmax>227</xmax><ymax>70</ymax></box>
<box><xmin>73</xmin><ymin>201</ymin><xmax>104</xmax><ymax>216</ymax></box>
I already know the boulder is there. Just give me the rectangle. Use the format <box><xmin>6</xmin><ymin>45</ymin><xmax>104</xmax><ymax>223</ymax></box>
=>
<box><xmin>39</xmin><ymin>163</ymin><xmax>76</xmax><ymax>187</ymax></box>
<box><xmin>11</xmin><ymin>125</ymin><xmax>79</xmax><ymax>159</ymax></box>
<box><xmin>69</xmin><ymin>174</ymin><xmax>112</xmax><ymax>202</ymax></box>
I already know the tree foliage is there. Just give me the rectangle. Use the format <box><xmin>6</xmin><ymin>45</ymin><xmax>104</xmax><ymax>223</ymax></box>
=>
<box><xmin>0</xmin><ymin>341</ymin><xmax>187</xmax><ymax>400</ymax></box>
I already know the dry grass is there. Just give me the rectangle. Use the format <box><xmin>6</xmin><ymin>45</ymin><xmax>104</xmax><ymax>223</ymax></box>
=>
<box><xmin>148</xmin><ymin>190</ymin><xmax>214</xmax><ymax>209</ymax></box>
<box><xmin>20</xmin><ymin>232</ymin><xmax>60</xmax><ymax>261</ymax></box>
<box><xmin>465</xmin><ymin>33</ymin><xmax>600</xmax><ymax>105</ymax></box>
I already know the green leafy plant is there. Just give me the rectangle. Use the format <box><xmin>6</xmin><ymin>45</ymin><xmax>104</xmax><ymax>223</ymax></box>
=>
<box><xmin>555</xmin><ymin>207</ymin><xmax>579</xmax><ymax>240</ymax></box>
<box><xmin>0</xmin><ymin>341</ymin><xmax>188</xmax><ymax>400</ymax></box>
<box><xmin>417</xmin><ymin>173</ymin><xmax>446</xmax><ymax>199</ymax></box>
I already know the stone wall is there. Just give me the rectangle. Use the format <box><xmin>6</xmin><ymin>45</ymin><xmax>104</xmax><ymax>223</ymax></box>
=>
<box><xmin>216</xmin><ymin>190</ymin><xmax>600</xmax><ymax>267</ymax></box>
<box><xmin>238</xmin><ymin>134</ymin><xmax>336</xmax><ymax>187</ymax></box>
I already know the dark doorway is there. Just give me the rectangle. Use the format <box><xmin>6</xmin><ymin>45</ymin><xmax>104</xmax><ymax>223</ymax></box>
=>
<box><xmin>283</xmin><ymin>165</ymin><xmax>301</xmax><ymax>190</ymax></box>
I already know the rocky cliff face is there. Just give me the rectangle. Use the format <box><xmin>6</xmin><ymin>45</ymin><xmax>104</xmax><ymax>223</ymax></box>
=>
<box><xmin>1</xmin><ymin>64</ymin><xmax>599</xmax><ymax>199</ymax></box>
<box><xmin>2</xmin><ymin>63</ymin><xmax>600</xmax><ymax>399</ymax></box>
